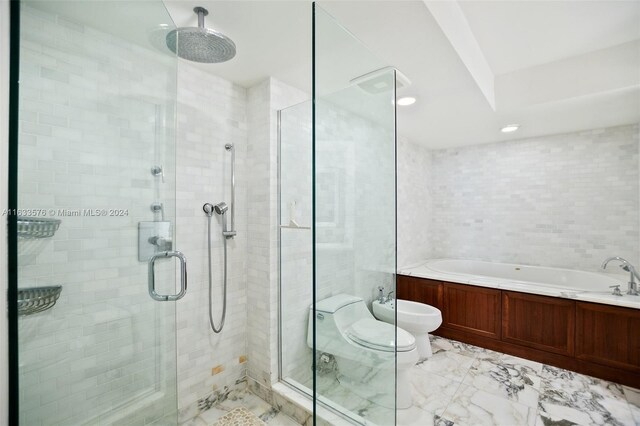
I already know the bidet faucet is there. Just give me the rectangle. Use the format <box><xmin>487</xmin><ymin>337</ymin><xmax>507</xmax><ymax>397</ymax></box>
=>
<box><xmin>386</xmin><ymin>290</ymin><xmax>395</xmax><ymax>303</ymax></box>
<box><xmin>602</xmin><ymin>256</ymin><xmax>640</xmax><ymax>296</ymax></box>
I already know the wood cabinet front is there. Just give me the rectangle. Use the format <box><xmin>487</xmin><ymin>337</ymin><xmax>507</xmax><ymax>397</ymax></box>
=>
<box><xmin>576</xmin><ymin>302</ymin><xmax>640</xmax><ymax>372</ymax></box>
<box><xmin>397</xmin><ymin>275</ymin><xmax>443</xmax><ymax>309</ymax></box>
<box><xmin>502</xmin><ymin>291</ymin><xmax>575</xmax><ymax>356</ymax></box>
<box><xmin>442</xmin><ymin>283</ymin><xmax>501</xmax><ymax>339</ymax></box>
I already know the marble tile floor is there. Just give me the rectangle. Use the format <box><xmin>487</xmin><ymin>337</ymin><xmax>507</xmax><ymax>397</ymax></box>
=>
<box><xmin>314</xmin><ymin>336</ymin><xmax>640</xmax><ymax>426</ymax></box>
<box><xmin>180</xmin><ymin>388</ymin><xmax>301</xmax><ymax>426</ymax></box>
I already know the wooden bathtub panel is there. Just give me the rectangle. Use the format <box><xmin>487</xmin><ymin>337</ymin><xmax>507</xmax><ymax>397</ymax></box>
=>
<box><xmin>396</xmin><ymin>275</ymin><xmax>443</xmax><ymax>310</ymax></box>
<box><xmin>443</xmin><ymin>283</ymin><xmax>501</xmax><ymax>339</ymax></box>
<box><xmin>576</xmin><ymin>302</ymin><xmax>640</xmax><ymax>372</ymax></box>
<box><xmin>502</xmin><ymin>291</ymin><xmax>575</xmax><ymax>356</ymax></box>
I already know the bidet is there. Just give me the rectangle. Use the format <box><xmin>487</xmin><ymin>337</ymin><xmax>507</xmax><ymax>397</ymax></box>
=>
<box><xmin>373</xmin><ymin>298</ymin><xmax>442</xmax><ymax>359</ymax></box>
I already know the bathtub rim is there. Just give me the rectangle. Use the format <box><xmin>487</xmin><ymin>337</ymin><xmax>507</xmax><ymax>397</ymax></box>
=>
<box><xmin>399</xmin><ymin>258</ymin><xmax>640</xmax><ymax>310</ymax></box>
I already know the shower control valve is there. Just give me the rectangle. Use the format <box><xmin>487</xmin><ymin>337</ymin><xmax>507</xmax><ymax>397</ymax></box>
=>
<box><xmin>151</xmin><ymin>165</ymin><xmax>164</xmax><ymax>183</ymax></box>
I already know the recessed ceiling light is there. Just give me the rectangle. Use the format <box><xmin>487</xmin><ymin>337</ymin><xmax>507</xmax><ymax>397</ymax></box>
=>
<box><xmin>501</xmin><ymin>124</ymin><xmax>520</xmax><ymax>133</ymax></box>
<box><xmin>397</xmin><ymin>97</ymin><xmax>416</xmax><ymax>106</ymax></box>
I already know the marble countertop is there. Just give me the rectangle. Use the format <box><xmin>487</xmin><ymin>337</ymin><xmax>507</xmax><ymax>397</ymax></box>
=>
<box><xmin>398</xmin><ymin>264</ymin><xmax>640</xmax><ymax>310</ymax></box>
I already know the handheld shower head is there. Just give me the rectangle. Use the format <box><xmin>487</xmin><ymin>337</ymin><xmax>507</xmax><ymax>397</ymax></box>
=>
<box><xmin>213</xmin><ymin>202</ymin><xmax>228</xmax><ymax>215</ymax></box>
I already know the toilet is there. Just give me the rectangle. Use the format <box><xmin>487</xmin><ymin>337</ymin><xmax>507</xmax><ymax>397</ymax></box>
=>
<box><xmin>308</xmin><ymin>294</ymin><xmax>419</xmax><ymax>409</ymax></box>
<box><xmin>373</xmin><ymin>298</ymin><xmax>442</xmax><ymax>359</ymax></box>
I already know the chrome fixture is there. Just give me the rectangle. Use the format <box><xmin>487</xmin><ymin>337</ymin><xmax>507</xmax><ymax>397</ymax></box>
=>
<box><xmin>213</xmin><ymin>202</ymin><xmax>228</xmax><ymax>215</ymax></box>
<box><xmin>166</xmin><ymin>7</ymin><xmax>236</xmax><ymax>64</ymax></box>
<box><xmin>377</xmin><ymin>286</ymin><xmax>385</xmax><ymax>303</ymax></box>
<box><xmin>203</xmin><ymin>202</ymin><xmax>230</xmax><ymax>333</ymax></box>
<box><xmin>601</xmin><ymin>256</ymin><xmax>639</xmax><ymax>295</ymax></box>
<box><xmin>148</xmin><ymin>235</ymin><xmax>172</xmax><ymax>251</ymax></box>
<box><xmin>225</xmin><ymin>143</ymin><xmax>236</xmax><ymax>238</ymax></box>
<box><xmin>609</xmin><ymin>285</ymin><xmax>623</xmax><ymax>296</ymax></box>
<box><xmin>201</xmin><ymin>144</ymin><xmax>237</xmax><ymax>334</ymax></box>
<box><xmin>148</xmin><ymin>251</ymin><xmax>187</xmax><ymax>301</ymax></box>
<box><xmin>386</xmin><ymin>290</ymin><xmax>395</xmax><ymax>303</ymax></box>
<box><xmin>17</xmin><ymin>217</ymin><xmax>61</xmax><ymax>239</ymax></box>
<box><xmin>151</xmin><ymin>165</ymin><xmax>164</xmax><ymax>182</ymax></box>
<box><xmin>18</xmin><ymin>286</ymin><xmax>63</xmax><ymax>316</ymax></box>
<box><xmin>138</xmin><ymin>221</ymin><xmax>172</xmax><ymax>261</ymax></box>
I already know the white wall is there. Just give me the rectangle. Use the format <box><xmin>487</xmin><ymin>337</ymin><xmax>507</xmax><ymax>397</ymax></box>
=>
<box><xmin>0</xmin><ymin>0</ymin><xmax>10</xmax><ymax>421</ymax></box>
<box><xmin>399</xmin><ymin>124</ymin><xmax>640</xmax><ymax>272</ymax></box>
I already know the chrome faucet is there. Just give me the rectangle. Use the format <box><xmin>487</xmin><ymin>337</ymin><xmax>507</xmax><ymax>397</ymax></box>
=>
<box><xmin>385</xmin><ymin>290</ymin><xmax>395</xmax><ymax>303</ymax></box>
<box><xmin>602</xmin><ymin>256</ymin><xmax>640</xmax><ymax>296</ymax></box>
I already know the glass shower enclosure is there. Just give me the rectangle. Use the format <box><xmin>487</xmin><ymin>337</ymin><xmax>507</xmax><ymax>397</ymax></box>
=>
<box><xmin>279</xmin><ymin>4</ymin><xmax>398</xmax><ymax>425</ymax></box>
<box><xmin>11</xmin><ymin>1</ymin><xmax>180</xmax><ymax>424</ymax></box>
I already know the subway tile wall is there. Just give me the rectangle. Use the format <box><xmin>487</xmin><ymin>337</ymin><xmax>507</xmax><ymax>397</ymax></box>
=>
<box><xmin>174</xmin><ymin>62</ymin><xmax>248</xmax><ymax>409</ymax></box>
<box><xmin>16</xmin><ymin>5</ymin><xmax>249</xmax><ymax>423</ymax></box>
<box><xmin>246</xmin><ymin>78</ymin><xmax>308</xmax><ymax>393</ymax></box>
<box><xmin>399</xmin><ymin>124</ymin><xmax>640</xmax><ymax>271</ymax></box>
<box><xmin>397</xmin><ymin>137</ymin><xmax>432</xmax><ymax>267</ymax></box>
<box><xmin>17</xmin><ymin>6</ymin><xmax>180</xmax><ymax>424</ymax></box>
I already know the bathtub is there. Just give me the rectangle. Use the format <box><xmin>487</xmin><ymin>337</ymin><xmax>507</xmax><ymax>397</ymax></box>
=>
<box><xmin>399</xmin><ymin>258</ymin><xmax>640</xmax><ymax>309</ymax></box>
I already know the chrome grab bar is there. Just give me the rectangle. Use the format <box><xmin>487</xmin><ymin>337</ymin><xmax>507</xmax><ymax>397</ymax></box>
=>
<box><xmin>148</xmin><ymin>250</ymin><xmax>187</xmax><ymax>301</ymax></box>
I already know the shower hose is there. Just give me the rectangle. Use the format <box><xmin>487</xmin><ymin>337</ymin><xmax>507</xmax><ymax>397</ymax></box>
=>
<box><xmin>206</xmin><ymin>213</ymin><xmax>227</xmax><ymax>333</ymax></box>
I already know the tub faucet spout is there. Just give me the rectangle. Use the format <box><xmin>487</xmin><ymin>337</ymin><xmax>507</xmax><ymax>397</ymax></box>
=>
<box><xmin>601</xmin><ymin>256</ymin><xmax>639</xmax><ymax>296</ymax></box>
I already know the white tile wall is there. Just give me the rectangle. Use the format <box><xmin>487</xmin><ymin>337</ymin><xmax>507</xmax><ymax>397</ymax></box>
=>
<box><xmin>397</xmin><ymin>137</ymin><xmax>432</xmax><ymax>267</ymax></box>
<box><xmin>174</xmin><ymin>62</ymin><xmax>248</xmax><ymax>409</ymax></box>
<box><xmin>246</xmin><ymin>78</ymin><xmax>308</xmax><ymax>392</ymax></box>
<box><xmin>17</xmin><ymin>7</ymin><xmax>179</xmax><ymax>425</ymax></box>
<box><xmin>399</xmin><ymin>124</ymin><xmax>640</xmax><ymax>272</ymax></box>
<box><xmin>16</xmin><ymin>5</ymin><xmax>249</xmax><ymax>423</ymax></box>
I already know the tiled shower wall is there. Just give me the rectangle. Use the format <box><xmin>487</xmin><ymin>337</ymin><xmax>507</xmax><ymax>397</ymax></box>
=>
<box><xmin>398</xmin><ymin>124</ymin><xmax>640</xmax><ymax>271</ymax></box>
<box><xmin>15</xmin><ymin>5</ymin><xmax>250</xmax><ymax>422</ymax></box>
<box><xmin>246</xmin><ymin>78</ymin><xmax>308</xmax><ymax>393</ymax></box>
<box><xmin>17</xmin><ymin>6</ymin><xmax>179</xmax><ymax>425</ymax></box>
<box><xmin>175</xmin><ymin>63</ymin><xmax>248</xmax><ymax>408</ymax></box>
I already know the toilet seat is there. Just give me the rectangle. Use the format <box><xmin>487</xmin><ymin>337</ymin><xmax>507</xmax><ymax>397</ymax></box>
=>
<box><xmin>346</xmin><ymin>318</ymin><xmax>416</xmax><ymax>352</ymax></box>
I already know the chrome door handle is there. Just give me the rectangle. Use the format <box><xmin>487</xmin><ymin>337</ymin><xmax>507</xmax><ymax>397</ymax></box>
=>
<box><xmin>148</xmin><ymin>250</ymin><xmax>187</xmax><ymax>301</ymax></box>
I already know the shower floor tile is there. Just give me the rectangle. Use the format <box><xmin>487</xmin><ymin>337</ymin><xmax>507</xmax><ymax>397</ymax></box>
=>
<box><xmin>181</xmin><ymin>389</ymin><xmax>302</xmax><ymax>426</ymax></box>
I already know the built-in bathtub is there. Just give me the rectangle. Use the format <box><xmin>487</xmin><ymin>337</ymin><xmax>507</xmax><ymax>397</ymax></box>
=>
<box><xmin>399</xmin><ymin>258</ymin><xmax>640</xmax><ymax>309</ymax></box>
<box><xmin>397</xmin><ymin>258</ymin><xmax>640</xmax><ymax>387</ymax></box>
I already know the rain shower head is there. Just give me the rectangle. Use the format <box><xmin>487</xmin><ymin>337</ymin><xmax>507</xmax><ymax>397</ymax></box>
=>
<box><xmin>166</xmin><ymin>7</ymin><xmax>236</xmax><ymax>64</ymax></box>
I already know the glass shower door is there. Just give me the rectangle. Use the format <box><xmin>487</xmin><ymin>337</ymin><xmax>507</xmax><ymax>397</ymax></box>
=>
<box><xmin>13</xmin><ymin>1</ymin><xmax>180</xmax><ymax>424</ymax></box>
<box><xmin>313</xmin><ymin>4</ymin><xmax>398</xmax><ymax>425</ymax></box>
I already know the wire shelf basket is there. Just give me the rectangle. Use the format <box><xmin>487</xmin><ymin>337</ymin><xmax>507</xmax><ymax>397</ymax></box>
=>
<box><xmin>18</xmin><ymin>286</ymin><xmax>63</xmax><ymax>316</ymax></box>
<box><xmin>17</xmin><ymin>217</ymin><xmax>61</xmax><ymax>239</ymax></box>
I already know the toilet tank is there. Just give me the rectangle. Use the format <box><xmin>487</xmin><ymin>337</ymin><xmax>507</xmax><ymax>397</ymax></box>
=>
<box><xmin>307</xmin><ymin>294</ymin><xmax>374</xmax><ymax>349</ymax></box>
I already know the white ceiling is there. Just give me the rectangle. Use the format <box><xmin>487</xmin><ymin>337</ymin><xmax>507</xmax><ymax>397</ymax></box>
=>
<box><xmin>27</xmin><ymin>0</ymin><xmax>640</xmax><ymax>149</ymax></box>
<box><xmin>458</xmin><ymin>0</ymin><xmax>640</xmax><ymax>75</ymax></box>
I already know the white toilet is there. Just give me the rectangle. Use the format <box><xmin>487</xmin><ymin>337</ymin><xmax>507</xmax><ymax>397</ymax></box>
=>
<box><xmin>373</xmin><ymin>299</ymin><xmax>442</xmax><ymax>359</ymax></box>
<box><xmin>308</xmin><ymin>294</ymin><xmax>419</xmax><ymax>409</ymax></box>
